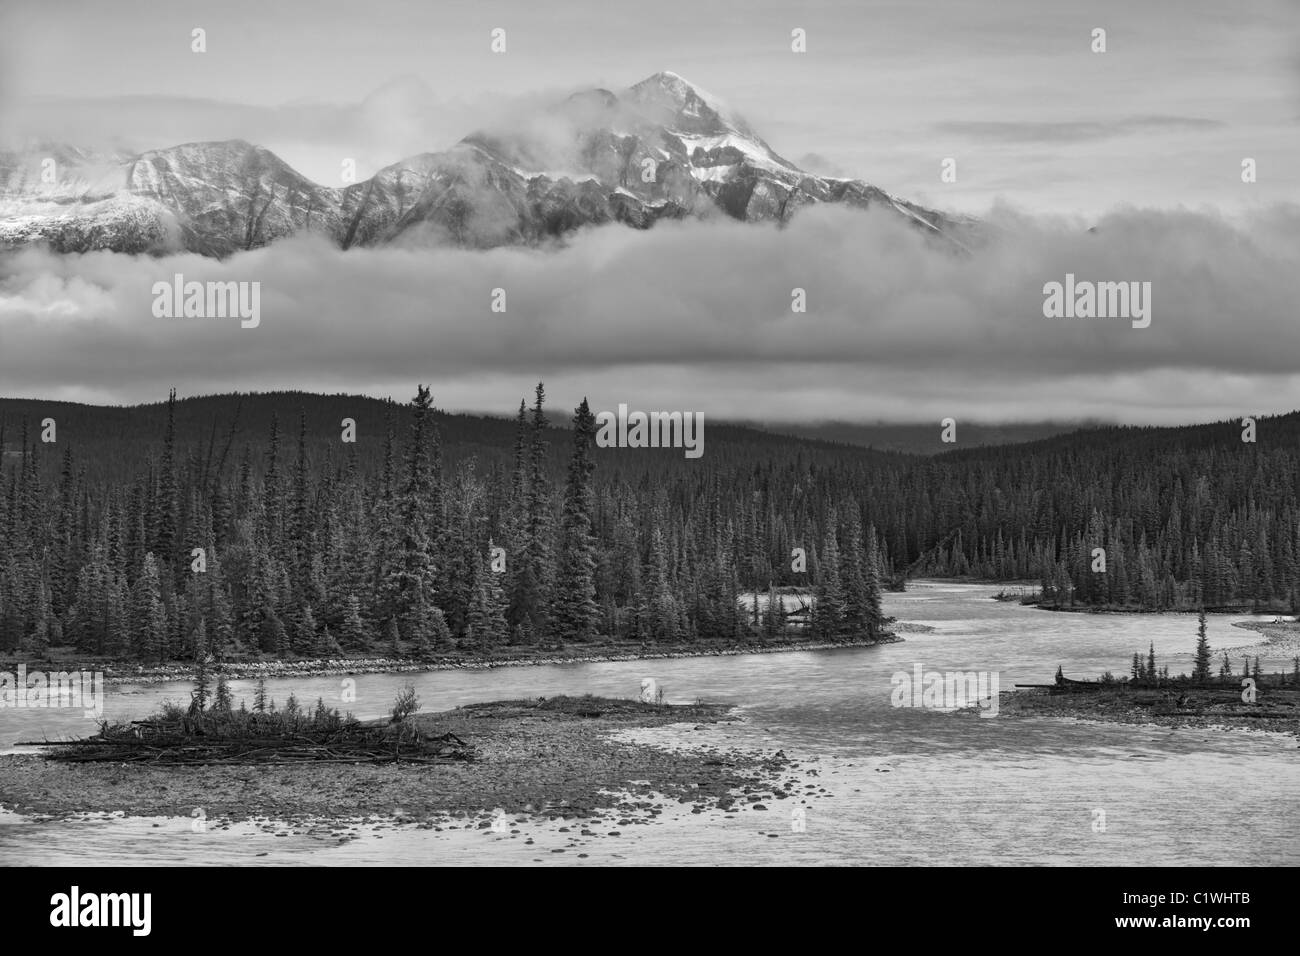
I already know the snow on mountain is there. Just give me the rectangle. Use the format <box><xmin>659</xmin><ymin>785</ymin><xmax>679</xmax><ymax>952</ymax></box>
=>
<box><xmin>0</xmin><ymin>73</ymin><xmax>970</xmax><ymax>256</ymax></box>
<box><xmin>624</xmin><ymin>71</ymin><xmax>750</xmax><ymax>137</ymax></box>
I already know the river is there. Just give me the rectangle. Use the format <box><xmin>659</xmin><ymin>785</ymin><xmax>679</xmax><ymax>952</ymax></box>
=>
<box><xmin>2</xmin><ymin>581</ymin><xmax>1297</xmax><ymax>865</ymax></box>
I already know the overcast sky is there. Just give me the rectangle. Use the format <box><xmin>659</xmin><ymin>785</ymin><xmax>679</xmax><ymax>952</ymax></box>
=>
<box><xmin>1</xmin><ymin>0</ymin><xmax>1299</xmax><ymax>423</ymax></box>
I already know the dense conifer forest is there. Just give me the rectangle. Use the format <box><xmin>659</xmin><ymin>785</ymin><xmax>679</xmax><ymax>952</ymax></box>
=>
<box><xmin>0</xmin><ymin>388</ymin><xmax>1296</xmax><ymax>663</ymax></box>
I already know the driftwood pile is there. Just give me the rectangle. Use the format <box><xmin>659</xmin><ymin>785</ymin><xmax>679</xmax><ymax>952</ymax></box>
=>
<box><xmin>24</xmin><ymin>718</ymin><xmax>474</xmax><ymax>766</ymax></box>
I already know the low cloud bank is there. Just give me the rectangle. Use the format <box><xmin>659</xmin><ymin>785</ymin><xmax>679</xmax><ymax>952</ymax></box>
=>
<box><xmin>2</xmin><ymin>202</ymin><xmax>1299</xmax><ymax>424</ymax></box>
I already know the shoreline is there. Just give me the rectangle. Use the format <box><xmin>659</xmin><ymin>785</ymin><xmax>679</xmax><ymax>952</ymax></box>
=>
<box><xmin>1222</xmin><ymin>619</ymin><xmax>1300</xmax><ymax>657</ymax></box>
<box><xmin>1028</xmin><ymin>603</ymin><xmax>1287</xmax><ymax>616</ymax></box>
<box><xmin>3</xmin><ymin>632</ymin><xmax>908</xmax><ymax>687</ymax></box>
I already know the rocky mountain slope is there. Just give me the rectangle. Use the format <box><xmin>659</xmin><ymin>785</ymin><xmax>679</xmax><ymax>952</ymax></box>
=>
<box><xmin>0</xmin><ymin>72</ymin><xmax>971</xmax><ymax>256</ymax></box>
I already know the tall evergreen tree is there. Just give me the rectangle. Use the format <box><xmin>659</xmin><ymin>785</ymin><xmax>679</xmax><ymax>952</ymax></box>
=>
<box><xmin>814</xmin><ymin>529</ymin><xmax>846</xmax><ymax>639</ymax></box>
<box><xmin>762</xmin><ymin>583</ymin><xmax>785</xmax><ymax>639</ymax></box>
<box><xmin>131</xmin><ymin>552</ymin><xmax>167</xmax><ymax>663</ymax></box>
<box><xmin>154</xmin><ymin>389</ymin><xmax>179</xmax><ymax>583</ymax></box>
<box><xmin>549</xmin><ymin>399</ymin><xmax>599</xmax><ymax>642</ymax></box>
<box><xmin>381</xmin><ymin>386</ymin><xmax>439</xmax><ymax>641</ymax></box>
<box><xmin>1193</xmin><ymin>608</ymin><xmax>1212</xmax><ymax>681</ymax></box>
<box><xmin>519</xmin><ymin>383</ymin><xmax>554</xmax><ymax>633</ymax></box>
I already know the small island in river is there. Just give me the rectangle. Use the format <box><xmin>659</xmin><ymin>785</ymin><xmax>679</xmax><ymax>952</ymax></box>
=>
<box><xmin>0</xmin><ymin>685</ymin><xmax>816</xmax><ymax>837</ymax></box>
<box><xmin>1001</xmin><ymin>665</ymin><xmax>1300</xmax><ymax>741</ymax></box>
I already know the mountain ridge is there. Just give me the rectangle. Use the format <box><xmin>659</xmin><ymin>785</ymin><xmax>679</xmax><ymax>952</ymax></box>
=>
<box><xmin>0</xmin><ymin>72</ymin><xmax>974</xmax><ymax>257</ymax></box>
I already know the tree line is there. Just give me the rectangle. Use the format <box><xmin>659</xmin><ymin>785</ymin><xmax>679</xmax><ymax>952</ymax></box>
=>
<box><xmin>0</xmin><ymin>385</ymin><xmax>885</xmax><ymax>662</ymax></box>
<box><xmin>916</xmin><ymin>423</ymin><xmax>1300</xmax><ymax>612</ymax></box>
<box><xmin>3</xmin><ymin>392</ymin><xmax>1299</xmax><ymax>664</ymax></box>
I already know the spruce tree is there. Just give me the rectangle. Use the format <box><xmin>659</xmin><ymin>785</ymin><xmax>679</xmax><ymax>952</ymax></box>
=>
<box><xmin>293</xmin><ymin>604</ymin><xmax>317</xmax><ymax>656</ymax></box>
<box><xmin>505</xmin><ymin>400</ymin><xmax>530</xmax><ymax>627</ymax></box>
<box><xmin>646</xmin><ymin>528</ymin><xmax>679</xmax><ymax>642</ymax></box>
<box><xmin>814</xmin><ymin>530</ymin><xmax>846</xmax><ymax>639</ymax></box>
<box><xmin>131</xmin><ymin>553</ymin><xmax>167</xmax><ymax>663</ymax></box>
<box><xmin>428</xmin><ymin>604</ymin><xmax>453</xmax><ymax>646</ymax></box>
<box><xmin>191</xmin><ymin>616</ymin><xmax>210</xmax><ymax>710</ymax></box>
<box><xmin>762</xmin><ymin>583</ymin><xmax>784</xmax><ymax>640</ymax></box>
<box><xmin>315</xmin><ymin>624</ymin><xmax>343</xmax><ymax>659</ymax></box>
<box><xmin>863</xmin><ymin>527</ymin><xmax>884</xmax><ymax>638</ymax></box>
<box><xmin>155</xmin><ymin>389</ymin><xmax>179</xmax><ymax>584</ymax></box>
<box><xmin>262</xmin><ymin>413</ymin><xmax>283</xmax><ymax>562</ymax></box>
<box><xmin>521</xmin><ymin>383</ymin><xmax>554</xmax><ymax>632</ymax></box>
<box><xmin>51</xmin><ymin>446</ymin><xmax>76</xmax><ymax>616</ymax></box>
<box><xmin>340</xmin><ymin>594</ymin><xmax>367</xmax><ymax>651</ymax></box>
<box><xmin>258</xmin><ymin>610</ymin><xmax>286</xmax><ymax>657</ymax></box>
<box><xmin>413</xmin><ymin>616</ymin><xmax>433</xmax><ymax>659</ymax></box>
<box><xmin>381</xmin><ymin>386</ymin><xmax>438</xmax><ymax>639</ymax></box>
<box><xmin>213</xmin><ymin>674</ymin><xmax>232</xmax><ymax>714</ymax></box>
<box><xmin>841</xmin><ymin>514</ymin><xmax>871</xmax><ymax>638</ymax></box>
<box><xmin>468</xmin><ymin>551</ymin><xmax>509</xmax><ymax>647</ymax></box>
<box><xmin>291</xmin><ymin>411</ymin><xmax>314</xmax><ymax>596</ymax></box>
<box><xmin>549</xmin><ymin>399</ymin><xmax>599</xmax><ymax>642</ymax></box>
<box><xmin>1193</xmin><ymin>608</ymin><xmax>1212</xmax><ymax>681</ymax></box>
<box><xmin>438</xmin><ymin>458</ymin><xmax>482</xmax><ymax>636</ymax></box>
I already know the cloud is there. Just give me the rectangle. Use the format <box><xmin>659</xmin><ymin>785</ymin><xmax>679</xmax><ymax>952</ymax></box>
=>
<box><xmin>1</xmin><ymin>202</ymin><xmax>1299</xmax><ymax>424</ymax></box>
<box><xmin>932</xmin><ymin>116</ymin><xmax>1226</xmax><ymax>144</ymax></box>
<box><xmin>795</xmin><ymin>153</ymin><xmax>851</xmax><ymax>178</ymax></box>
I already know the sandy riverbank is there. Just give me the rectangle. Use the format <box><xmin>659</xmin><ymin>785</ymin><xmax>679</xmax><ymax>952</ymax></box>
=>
<box><xmin>0</xmin><ymin>697</ymin><xmax>821</xmax><ymax>836</ymax></box>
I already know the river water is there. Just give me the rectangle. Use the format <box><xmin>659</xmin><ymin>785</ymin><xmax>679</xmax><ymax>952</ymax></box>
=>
<box><xmin>2</xmin><ymin>581</ymin><xmax>1297</xmax><ymax>865</ymax></box>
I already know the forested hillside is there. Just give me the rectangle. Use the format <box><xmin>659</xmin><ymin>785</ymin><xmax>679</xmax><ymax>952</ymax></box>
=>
<box><xmin>0</xmin><ymin>387</ymin><xmax>890</xmax><ymax>661</ymax></box>
<box><xmin>1</xmin><ymin>389</ymin><xmax>1297</xmax><ymax>663</ymax></box>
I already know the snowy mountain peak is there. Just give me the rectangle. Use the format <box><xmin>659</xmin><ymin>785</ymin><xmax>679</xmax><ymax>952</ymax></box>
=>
<box><xmin>631</xmin><ymin>71</ymin><xmax>715</xmax><ymax>102</ymax></box>
<box><xmin>624</xmin><ymin>71</ymin><xmax>741</xmax><ymax>135</ymax></box>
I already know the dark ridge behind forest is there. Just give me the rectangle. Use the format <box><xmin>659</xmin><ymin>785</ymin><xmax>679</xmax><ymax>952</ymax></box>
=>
<box><xmin>754</xmin><ymin>420</ymin><xmax>1088</xmax><ymax>454</ymax></box>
